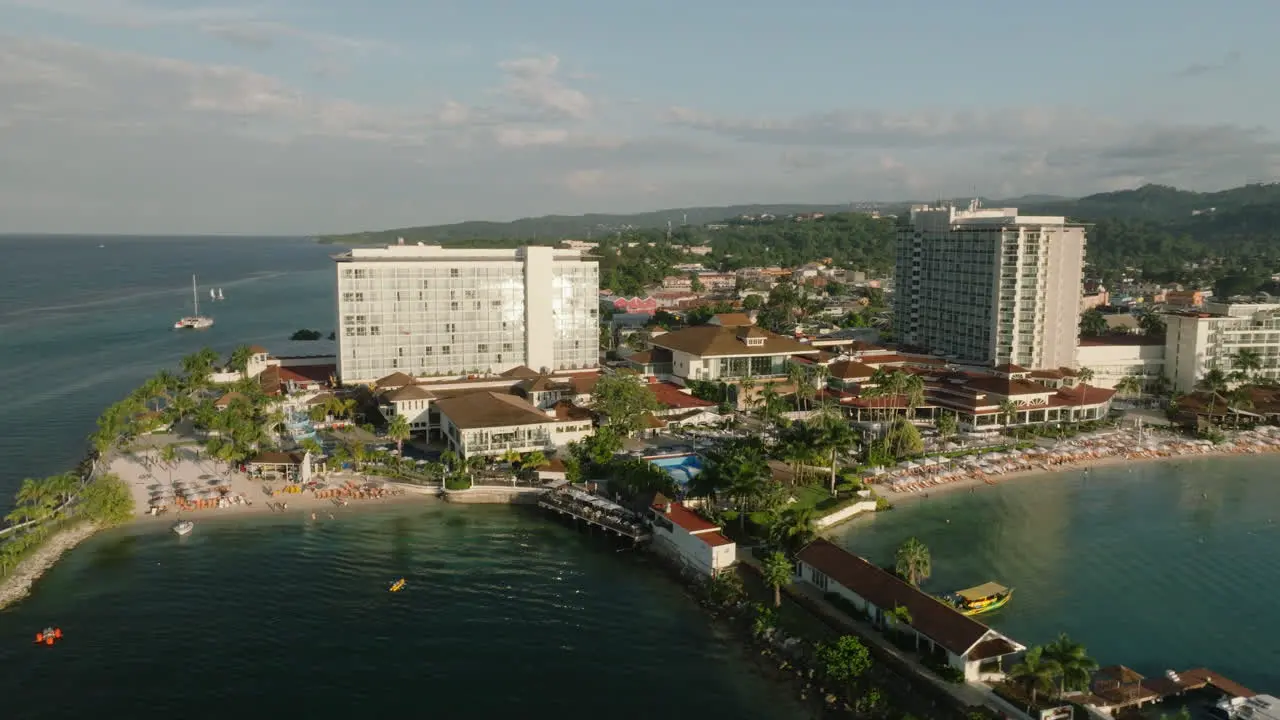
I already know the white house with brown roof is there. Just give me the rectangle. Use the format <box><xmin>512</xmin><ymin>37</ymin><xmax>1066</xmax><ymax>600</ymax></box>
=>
<box><xmin>649</xmin><ymin>498</ymin><xmax>736</xmax><ymax>577</ymax></box>
<box><xmin>648</xmin><ymin>323</ymin><xmax>820</xmax><ymax>385</ymax></box>
<box><xmin>795</xmin><ymin>539</ymin><xmax>1023</xmax><ymax>682</ymax></box>
<box><xmin>377</xmin><ymin>384</ymin><xmax>434</xmax><ymax>433</ymax></box>
<box><xmin>434</xmin><ymin>392</ymin><xmax>593</xmax><ymax>459</ymax></box>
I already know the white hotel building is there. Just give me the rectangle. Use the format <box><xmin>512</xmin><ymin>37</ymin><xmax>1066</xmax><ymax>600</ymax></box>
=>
<box><xmin>334</xmin><ymin>244</ymin><xmax>599</xmax><ymax>384</ymax></box>
<box><xmin>894</xmin><ymin>202</ymin><xmax>1086</xmax><ymax>370</ymax></box>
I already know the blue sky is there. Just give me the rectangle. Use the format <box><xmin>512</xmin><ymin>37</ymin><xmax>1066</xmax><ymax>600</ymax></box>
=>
<box><xmin>1</xmin><ymin>0</ymin><xmax>1277</xmax><ymax>234</ymax></box>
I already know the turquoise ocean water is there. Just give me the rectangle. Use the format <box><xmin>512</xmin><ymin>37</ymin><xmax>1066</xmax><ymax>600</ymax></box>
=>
<box><xmin>831</xmin><ymin>456</ymin><xmax>1280</xmax><ymax>694</ymax></box>
<box><xmin>0</xmin><ymin>236</ymin><xmax>808</xmax><ymax>719</ymax></box>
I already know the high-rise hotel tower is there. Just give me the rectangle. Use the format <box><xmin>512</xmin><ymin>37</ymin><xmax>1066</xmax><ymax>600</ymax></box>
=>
<box><xmin>893</xmin><ymin>201</ymin><xmax>1086</xmax><ymax>369</ymax></box>
<box><xmin>333</xmin><ymin>243</ymin><xmax>599</xmax><ymax>384</ymax></box>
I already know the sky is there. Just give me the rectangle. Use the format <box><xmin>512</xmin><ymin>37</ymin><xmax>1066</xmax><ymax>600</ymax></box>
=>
<box><xmin>1</xmin><ymin>0</ymin><xmax>1279</xmax><ymax>234</ymax></box>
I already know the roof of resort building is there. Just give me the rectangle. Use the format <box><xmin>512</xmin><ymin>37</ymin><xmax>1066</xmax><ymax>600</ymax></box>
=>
<box><xmin>625</xmin><ymin>348</ymin><xmax>673</xmax><ymax>365</ymax></box>
<box><xmin>648</xmin><ymin>382</ymin><xmax>715</xmax><ymax>410</ymax></box>
<box><xmin>433</xmin><ymin>392</ymin><xmax>555</xmax><ymax>429</ymax></box>
<box><xmin>1077</xmin><ymin>335</ymin><xmax>1164</xmax><ymax>346</ymax></box>
<box><xmin>828</xmin><ymin>359</ymin><xmax>877</xmax><ymax>380</ymax></box>
<box><xmin>247</xmin><ymin>450</ymin><xmax>305</xmax><ymax>465</ymax></box>
<box><xmin>247</xmin><ymin>345</ymin><xmax>270</xmax><ymax>354</ymax></box>
<box><xmin>500</xmin><ymin>365</ymin><xmax>542</xmax><ymax>379</ymax></box>
<box><xmin>275</xmin><ymin>364</ymin><xmax>334</xmax><ymax>385</ymax></box>
<box><xmin>649</xmin><ymin>324</ymin><xmax>818</xmax><ymax>358</ymax></box>
<box><xmin>796</xmin><ymin>539</ymin><xmax>993</xmax><ymax>656</ymax></box>
<box><xmin>567</xmin><ymin>372</ymin><xmax>601</xmax><ymax>394</ymax></box>
<box><xmin>992</xmin><ymin>363</ymin><xmax>1029</xmax><ymax>374</ymax></box>
<box><xmin>551</xmin><ymin>400</ymin><xmax>594</xmax><ymax>421</ymax></box>
<box><xmin>710</xmin><ymin>313</ymin><xmax>754</xmax><ymax>327</ymax></box>
<box><xmin>518</xmin><ymin>375</ymin><xmax>572</xmax><ymax>393</ymax></box>
<box><xmin>963</xmin><ymin>376</ymin><xmax>1057</xmax><ymax>397</ymax></box>
<box><xmin>698</xmin><ymin>531</ymin><xmax>734</xmax><ymax>547</ymax></box>
<box><xmin>214</xmin><ymin>391</ymin><xmax>245</xmax><ymax>408</ymax></box>
<box><xmin>382</xmin><ymin>384</ymin><xmax>434</xmax><ymax>402</ymax></box>
<box><xmin>305</xmin><ymin>392</ymin><xmax>334</xmax><ymax>406</ymax></box>
<box><xmin>653</xmin><ymin>501</ymin><xmax>720</xmax><ymax>533</ymax></box>
<box><xmin>641</xmin><ymin>413</ymin><xmax>668</xmax><ymax>429</ymax></box>
<box><xmin>374</xmin><ymin>371</ymin><xmax>417</xmax><ymax>389</ymax></box>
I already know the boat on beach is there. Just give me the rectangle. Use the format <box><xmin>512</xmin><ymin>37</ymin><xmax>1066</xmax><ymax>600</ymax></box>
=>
<box><xmin>172</xmin><ymin>520</ymin><xmax>194</xmax><ymax>536</ymax></box>
<box><xmin>942</xmin><ymin>582</ymin><xmax>1012</xmax><ymax>616</ymax></box>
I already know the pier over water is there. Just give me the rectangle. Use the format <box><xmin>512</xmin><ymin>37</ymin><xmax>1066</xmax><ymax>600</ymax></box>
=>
<box><xmin>537</xmin><ymin>481</ymin><xmax>650</xmax><ymax>543</ymax></box>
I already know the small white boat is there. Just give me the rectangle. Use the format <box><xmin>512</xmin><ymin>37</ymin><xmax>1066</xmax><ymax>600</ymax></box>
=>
<box><xmin>174</xmin><ymin>275</ymin><xmax>214</xmax><ymax>330</ymax></box>
<box><xmin>216</xmin><ymin>288</ymin><xmax>224</xmax><ymax>301</ymax></box>
<box><xmin>172</xmin><ymin>520</ymin><xmax>194</xmax><ymax>536</ymax></box>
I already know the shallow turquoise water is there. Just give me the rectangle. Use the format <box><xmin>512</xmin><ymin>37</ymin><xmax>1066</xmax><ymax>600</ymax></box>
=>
<box><xmin>830</xmin><ymin>455</ymin><xmax>1280</xmax><ymax>693</ymax></box>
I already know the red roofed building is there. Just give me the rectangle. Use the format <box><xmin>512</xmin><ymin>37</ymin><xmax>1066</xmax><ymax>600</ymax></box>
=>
<box><xmin>649</xmin><ymin>498</ymin><xmax>736</xmax><ymax>577</ymax></box>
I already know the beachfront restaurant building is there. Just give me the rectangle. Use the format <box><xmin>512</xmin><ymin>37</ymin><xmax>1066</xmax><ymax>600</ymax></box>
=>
<box><xmin>245</xmin><ymin>450</ymin><xmax>313</xmax><ymax>483</ymax></box>
<box><xmin>795</xmin><ymin>539</ymin><xmax>1024</xmax><ymax>682</ymax></box>
<box><xmin>434</xmin><ymin>391</ymin><xmax>593</xmax><ymax>460</ymax></box>
<box><xmin>648</xmin><ymin>499</ymin><xmax>736</xmax><ymax>577</ymax></box>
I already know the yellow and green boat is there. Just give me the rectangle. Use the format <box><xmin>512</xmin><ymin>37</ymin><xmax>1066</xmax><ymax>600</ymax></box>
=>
<box><xmin>943</xmin><ymin>582</ymin><xmax>1012</xmax><ymax>616</ymax></box>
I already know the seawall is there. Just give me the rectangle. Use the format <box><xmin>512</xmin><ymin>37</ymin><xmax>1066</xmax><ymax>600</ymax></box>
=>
<box><xmin>441</xmin><ymin>486</ymin><xmax>542</xmax><ymax>505</ymax></box>
<box><xmin>0</xmin><ymin>521</ymin><xmax>100</xmax><ymax>610</ymax></box>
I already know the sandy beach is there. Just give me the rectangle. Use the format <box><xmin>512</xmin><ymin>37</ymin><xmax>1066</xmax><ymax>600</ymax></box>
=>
<box><xmin>111</xmin><ymin>443</ymin><xmax>436</xmax><ymax>528</ymax></box>
<box><xmin>869</xmin><ymin>426</ymin><xmax>1280</xmax><ymax>507</ymax></box>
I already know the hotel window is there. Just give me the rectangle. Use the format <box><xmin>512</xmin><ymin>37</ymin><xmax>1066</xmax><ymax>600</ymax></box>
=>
<box><xmin>451</xmin><ymin>302</ymin><xmax>460</xmax><ymax>311</ymax></box>
<box><xmin>441</xmin><ymin>346</ymin><xmax>451</xmax><ymax>355</ymax></box>
<box><xmin>424</xmin><ymin>347</ymin><xmax>433</xmax><ymax>355</ymax></box>
<box><xmin>477</xmin><ymin>344</ymin><xmax>489</xmax><ymax>353</ymax></box>
<box><xmin>450</xmin><ymin>268</ymin><xmax>459</xmax><ymax>277</ymax></box>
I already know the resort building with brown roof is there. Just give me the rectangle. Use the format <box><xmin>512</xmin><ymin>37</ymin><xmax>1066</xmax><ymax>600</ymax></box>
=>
<box><xmin>795</xmin><ymin>539</ymin><xmax>1024</xmax><ymax>682</ymax></box>
<box><xmin>433</xmin><ymin>391</ymin><xmax>593</xmax><ymax>459</ymax></box>
<box><xmin>648</xmin><ymin>321</ymin><xmax>820</xmax><ymax>386</ymax></box>
<box><xmin>648</xmin><ymin>498</ymin><xmax>735</xmax><ymax>577</ymax></box>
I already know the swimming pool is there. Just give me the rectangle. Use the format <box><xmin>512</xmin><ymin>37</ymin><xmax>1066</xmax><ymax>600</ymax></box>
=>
<box><xmin>648</xmin><ymin>454</ymin><xmax>704</xmax><ymax>486</ymax></box>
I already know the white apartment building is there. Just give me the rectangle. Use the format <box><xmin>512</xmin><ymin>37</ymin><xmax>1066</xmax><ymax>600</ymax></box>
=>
<box><xmin>894</xmin><ymin>201</ymin><xmax>1085</xmax><ymax>369</ymax></box>
<box><xmin>334</xmin><ymin>244</ymin><xmax>599</xmax><ymax>384</ymax></box>
<box><xmin>1164</xmin><ymin>302</ymin><xmax>1280</xmax><ymax>393</ymax></box>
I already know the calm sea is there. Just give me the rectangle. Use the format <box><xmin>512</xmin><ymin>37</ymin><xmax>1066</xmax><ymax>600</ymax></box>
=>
<box><xmin>831</xmin><ymin>456</ymin><xmax>1280</xmax><ymax>694</ymax></box>
<box><xmin>0</xmin><ymin>236</ymin><xmax>809</xmax><ymax>719</ymax></box>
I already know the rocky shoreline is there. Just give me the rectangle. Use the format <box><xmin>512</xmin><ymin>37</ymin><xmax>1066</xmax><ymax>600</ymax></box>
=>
<box><xmin>0</xmin><ymin>522</ymin><xmax>99</xmax><ymax>611</ymax></box>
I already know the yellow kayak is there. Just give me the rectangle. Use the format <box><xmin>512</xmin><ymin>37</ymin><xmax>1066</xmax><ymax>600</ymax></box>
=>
<box><xmin>389</xmin><ymin>578</ymin><xmax>406</xmax><ymax>592</ymax></box>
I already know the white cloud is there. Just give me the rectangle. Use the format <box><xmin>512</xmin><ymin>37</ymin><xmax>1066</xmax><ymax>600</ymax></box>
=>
<box><xmin>498</xmin><ymin>54</ymin><xmax>592</xmax><ymax>121</ymax></box>
<box><xmin>494</xmin><ymin>127</ymin><xmax>570</xmax><ymax>148</ymax></box>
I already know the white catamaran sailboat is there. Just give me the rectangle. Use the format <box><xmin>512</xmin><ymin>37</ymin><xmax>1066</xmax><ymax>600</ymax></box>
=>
<box><xmin>217</xmin><ymin>288</ymin><xmax>224</xmax><ymax>301</ymax></box>
<box><xmin>174</xmin><ymin>275</ymin><xmax>214</xmax><ymax>329</ymax></box>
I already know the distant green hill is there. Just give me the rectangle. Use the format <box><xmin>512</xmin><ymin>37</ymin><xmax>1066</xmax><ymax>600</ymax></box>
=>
<box><xmin>1015</xmin><ymin>183</ymin><xmax>1280</xmax><ymax>223</ymax></box>
<box><xmin>318</xmin><ymin>203</ymin><xmax>893</xmax><ymax>245</ymax></box>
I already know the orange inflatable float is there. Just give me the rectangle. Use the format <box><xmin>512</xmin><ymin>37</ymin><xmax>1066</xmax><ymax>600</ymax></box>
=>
<box><xmin>34</xmin><ymin>627</ymin><xmax>62</xmax><ymax>646</ymax></box>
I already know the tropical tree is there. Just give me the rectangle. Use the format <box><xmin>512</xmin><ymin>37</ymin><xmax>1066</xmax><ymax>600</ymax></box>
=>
<box><xmin>1197</xmin><ymin>368</ymin><xmax>1230</xmax><ymax>423</ymax></box>
<box><xmin>520</xmin><ymin>450</ymin><xmax>547</xmax><ymax>471</ymax></box>
<box><xmin>1079</xmin><ymin>308</ymin><xmax>1107</xmax><ymax>337</ymax></box>
<box><xmin>1043</xmin><ymin>633</ymin><xmax>1098</xmax><ymax>695</ymax></box>
<box><xmin>999</xmin><ymin>399</ymin><xmax>1020</xmax><ymax>428</ymax></box>
<box><xmin>935</xmin><ymin>410</ymin><xmax>958</xmax><ymax>441</ymax></box>
<box><xmin>888</xmin><ymin>604</ymin><xmax>913</xmax><ymax>639</ymax></box>
<box><xmin>1008</xmin><ymin>646</ymin><xmax>1062</xmax><ymax>705</ymax></box>
<box><xmin>760</xmin><ymin>551</ymin><xmax>793</xmax><ymax>608</ymax></box>
<box><xmin>1138</xmin><ymin>312</ymin><xmax>1166</xmax><ymax>337</ymax></box>
<box><xmin>1232</xmin><ymin>348</ymin><xmax>1263</xmax><ymax>382</ymax></box>
<box><xmin>814</xmin><ymin>410</ymin><xmax>857</xmax><ymax>495</ymax></box>
<box><xmin>1114</xmin><ymin>376</ymin><xmax>1143</xmax><ymax>400</ymax></box>
<box><xmin>815</xmin><ymin>635</ymin><xmax>872</xmax><ymax>684</ymax></box>
<box><xmin>882</xmin><ymin>417</ymin><xmax>923</xmax><ymax>460</ymax></box>
<box><xmin>767</xmin><ymin>506</ymin><xmax>816</xmax><ymax>553</ymax></box>
<box><xmin>1075</xmin><ymin>367</ymin><xmax>1096</xmax><ymax>421</ymax></box>
<box><xmin>894</xmin><ymin>537</ymin><xmax>931</xmax><ymax>587</ymax></box>
<box><xmin>589</xmin><ymin>373</ymin><xmax>660</xmax><ymax>435</ymax></box>
<box><xmin>229</xmin><ymin>344</ymin><xmax>256</xmax><ymax>380</ymax></box>
<box><xmin>386</xmin><ymin>414</ymin><xmax>411</xmax><ymax>454</ymax></box>
<box><xmin>158</xmin><ymin>444</ymin><xmax>181</xmax><ymax>484</ymax></box>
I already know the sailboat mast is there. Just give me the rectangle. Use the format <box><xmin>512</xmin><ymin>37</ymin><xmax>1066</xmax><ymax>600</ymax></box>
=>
<box><xmin>192</xmin><ymin>274</ymin><xmax>199</xmax><ymax>315</ymax></box>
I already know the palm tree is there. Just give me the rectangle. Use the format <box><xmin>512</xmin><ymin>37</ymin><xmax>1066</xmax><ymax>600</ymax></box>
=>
<box><xmin>894</xmin><ymin>537</ymin><xmax>931</xmax><ymax>587</ymax></box>
<box><xmin>344</xmin><ymin>440</ymin><xmax>368</xmax><ymax>472</ymax></box>
<box><xmin>902</xmin><ymin>373</ymin><xmax>925</xmax><ymax>417</ymax></box>
<box><xmin>498</xmin><ymin>448</ymin><xmax>523</xmax><ymax>467</ymax></box>
<box><xmin>999</xmin><ymin>399</ymin><xmax>1020</xmax><ymax>429</ymax></box>
<box><xmin>787</xmin><ymin>363</ymin><xmax>810</xmax><ymax>412</ymax></box>
<box><xmin>888</xmin><ymin>604</ymin><xmax>913</xmax><ymax>638</ymax></box>
<box><xmin>1043</xmin><ymin>633</ymin><xmax>1098</xmax><ymax>696</ymax></box>
<box><xmin>299</xmin><ymin>437</ymin><xmax>323</xmax><ymax>460</ymax></box>
<box><xmin>1197</xmin><ymin>368</ymin><xmax>1230</xmax><ymax>423</ymax></box>
<box><xmin>387</xmin><ymin>414</ymin><xmax>411</xmax><ymax>454</ymax></box>
<box><xmin>229</xmin><ymin>344</ymin><xmax>256</xmax><ymax>380</ymax></box>
<box><xmin>761</xmin><ymin>551</ymin><xmax>793</xmax><ymax>608</ymax></box>
<box><xmin>767</xmin><ymin>506</ymin><xmax>816</xmax><ymax>553</ymax></box>
<box><xmin>1114</xmin><ymin>376</ymin><xmax>1143</xmax><ymax>401</ymax></box>
<box><xmin>1232</xmin><ymin>348</ymin><xmax>1262</xmax><ymax>382</ymax></box>
<box><xmin>521</xmin><ymin>450</ymin><xmax>547</xmax><ymax>470</ymax></box>
<box><xmin>816</xmin><ymin>413</ymin><xmax>857</xmax><ymax>496</ymax></box>
<box><xmin>1075</xmin><ymin>367</ymin><xmax>1096</xmax><ymax>422</ymax></box>
<box><xmin>1008</xmin><ymin>646</ymin><xmax>1062</xmax><ymax>705</ymax></box>
<box><xmin>158</xmin><ymin>444</ymin><xmax>181</xmax><ymax>484</ymax></box>
<box><xmin>1227</xmin><ymin>387</ymin><xmax>1254</xmax><ymax>427</ymax></box>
